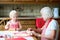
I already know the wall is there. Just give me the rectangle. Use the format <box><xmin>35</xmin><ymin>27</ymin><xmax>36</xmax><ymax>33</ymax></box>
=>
<box><xmin>0</xmin><ymin>4</ymin><xmax>60</xmax><ymax>17</ymax></box>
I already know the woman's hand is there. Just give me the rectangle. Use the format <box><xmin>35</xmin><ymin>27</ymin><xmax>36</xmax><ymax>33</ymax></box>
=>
<box><xmin>27</xmin><ymin>28</ymin><xmax>42</xmax><ymax>33</ymax></box>
<box><xmin>33</xmin><ymin>28</ymin><xmax>42</xmax><ymax>33</ymax></box>
<box><xmin>31</xmin><ymin>31</ymin><xmax>41</xmax><ymax>37</ymax></box>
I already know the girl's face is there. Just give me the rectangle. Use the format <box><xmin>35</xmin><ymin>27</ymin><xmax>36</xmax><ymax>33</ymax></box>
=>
<box><xmin>12</xmin><ymin>16</ymin><xmax>17</xmax><ymax>21</ymax></box>
<box><xmin>11</xmin><ymin>14</ymin><xmax>18</xmax><ymax>21</ymax></box>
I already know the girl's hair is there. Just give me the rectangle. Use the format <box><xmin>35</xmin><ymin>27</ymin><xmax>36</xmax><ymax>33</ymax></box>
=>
<box><xmin>40</xmin><ymin>7</ymin><xmax>53</xmax><ymax>19</ymax></box>
<box><xmin>9</xmin><ymin>10</ymin><xmax>18</xmax><ymax>18</ymax></box>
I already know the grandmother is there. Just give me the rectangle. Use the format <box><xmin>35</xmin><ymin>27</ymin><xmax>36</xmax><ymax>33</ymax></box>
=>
<box><xmin>32</xmin><ymin>7</ymin><xmax>59</xmax><ymax>40</ymax></box>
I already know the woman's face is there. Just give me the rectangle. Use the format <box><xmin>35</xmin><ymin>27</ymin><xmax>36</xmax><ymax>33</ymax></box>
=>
<box><xmin>42</xmin><ymin>16</ymin><xmax>46</xmax><ymax>21</ymax></box>
<box><xmin>40</xmin><ymin>7</ymin><xmax>53</xmax><ymax>21</ymax></box>
<box><xmin>41</xmin><ymin>13</ymin><xmax>48</xmax><ymax>21</ymax></box>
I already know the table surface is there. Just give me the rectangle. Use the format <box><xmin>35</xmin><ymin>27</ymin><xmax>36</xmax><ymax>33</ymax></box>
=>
<box><xmin>0</xmin><ymin>31</ymin><xmax>37</xmax><ymax>40</ymax></box>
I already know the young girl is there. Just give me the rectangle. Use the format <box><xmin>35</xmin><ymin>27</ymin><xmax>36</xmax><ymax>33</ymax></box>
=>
<box><xmin>5</xmin><ymin>10</ymin><xmax>22</xmax><ymax>31</ymax></box>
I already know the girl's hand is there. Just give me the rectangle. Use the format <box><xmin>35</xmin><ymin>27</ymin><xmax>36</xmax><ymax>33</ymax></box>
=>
<box><xmin>16</xmin><ymin>28</ymin><xmax>20</xmax><ymax>31</ymax></box>
<box><xmin>27</xmin><ymin>28</ymin><xmax>33</xmax><ymax>31</ymax></box>
<box><xmin>5</xmin><ymin>26</ymin><xmax>9</xmax><ymax>30</ymax></box>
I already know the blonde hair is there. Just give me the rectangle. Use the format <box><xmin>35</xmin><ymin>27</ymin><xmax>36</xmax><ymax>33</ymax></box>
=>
<box><xmin>40</xmin><ymin>7</ymin><xmax>53</xmax><ymax>20</ymax></box>
<box><xmin>9</xmin><ymin>10</ymin><xmax>18</xmax><ymax>18</ymax></box>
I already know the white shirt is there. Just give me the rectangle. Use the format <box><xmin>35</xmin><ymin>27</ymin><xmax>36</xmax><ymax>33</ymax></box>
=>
<box><xmin>45</xmin><ymin>19</ymin><xmax>59</xmax><ymax>40</ymax></box>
